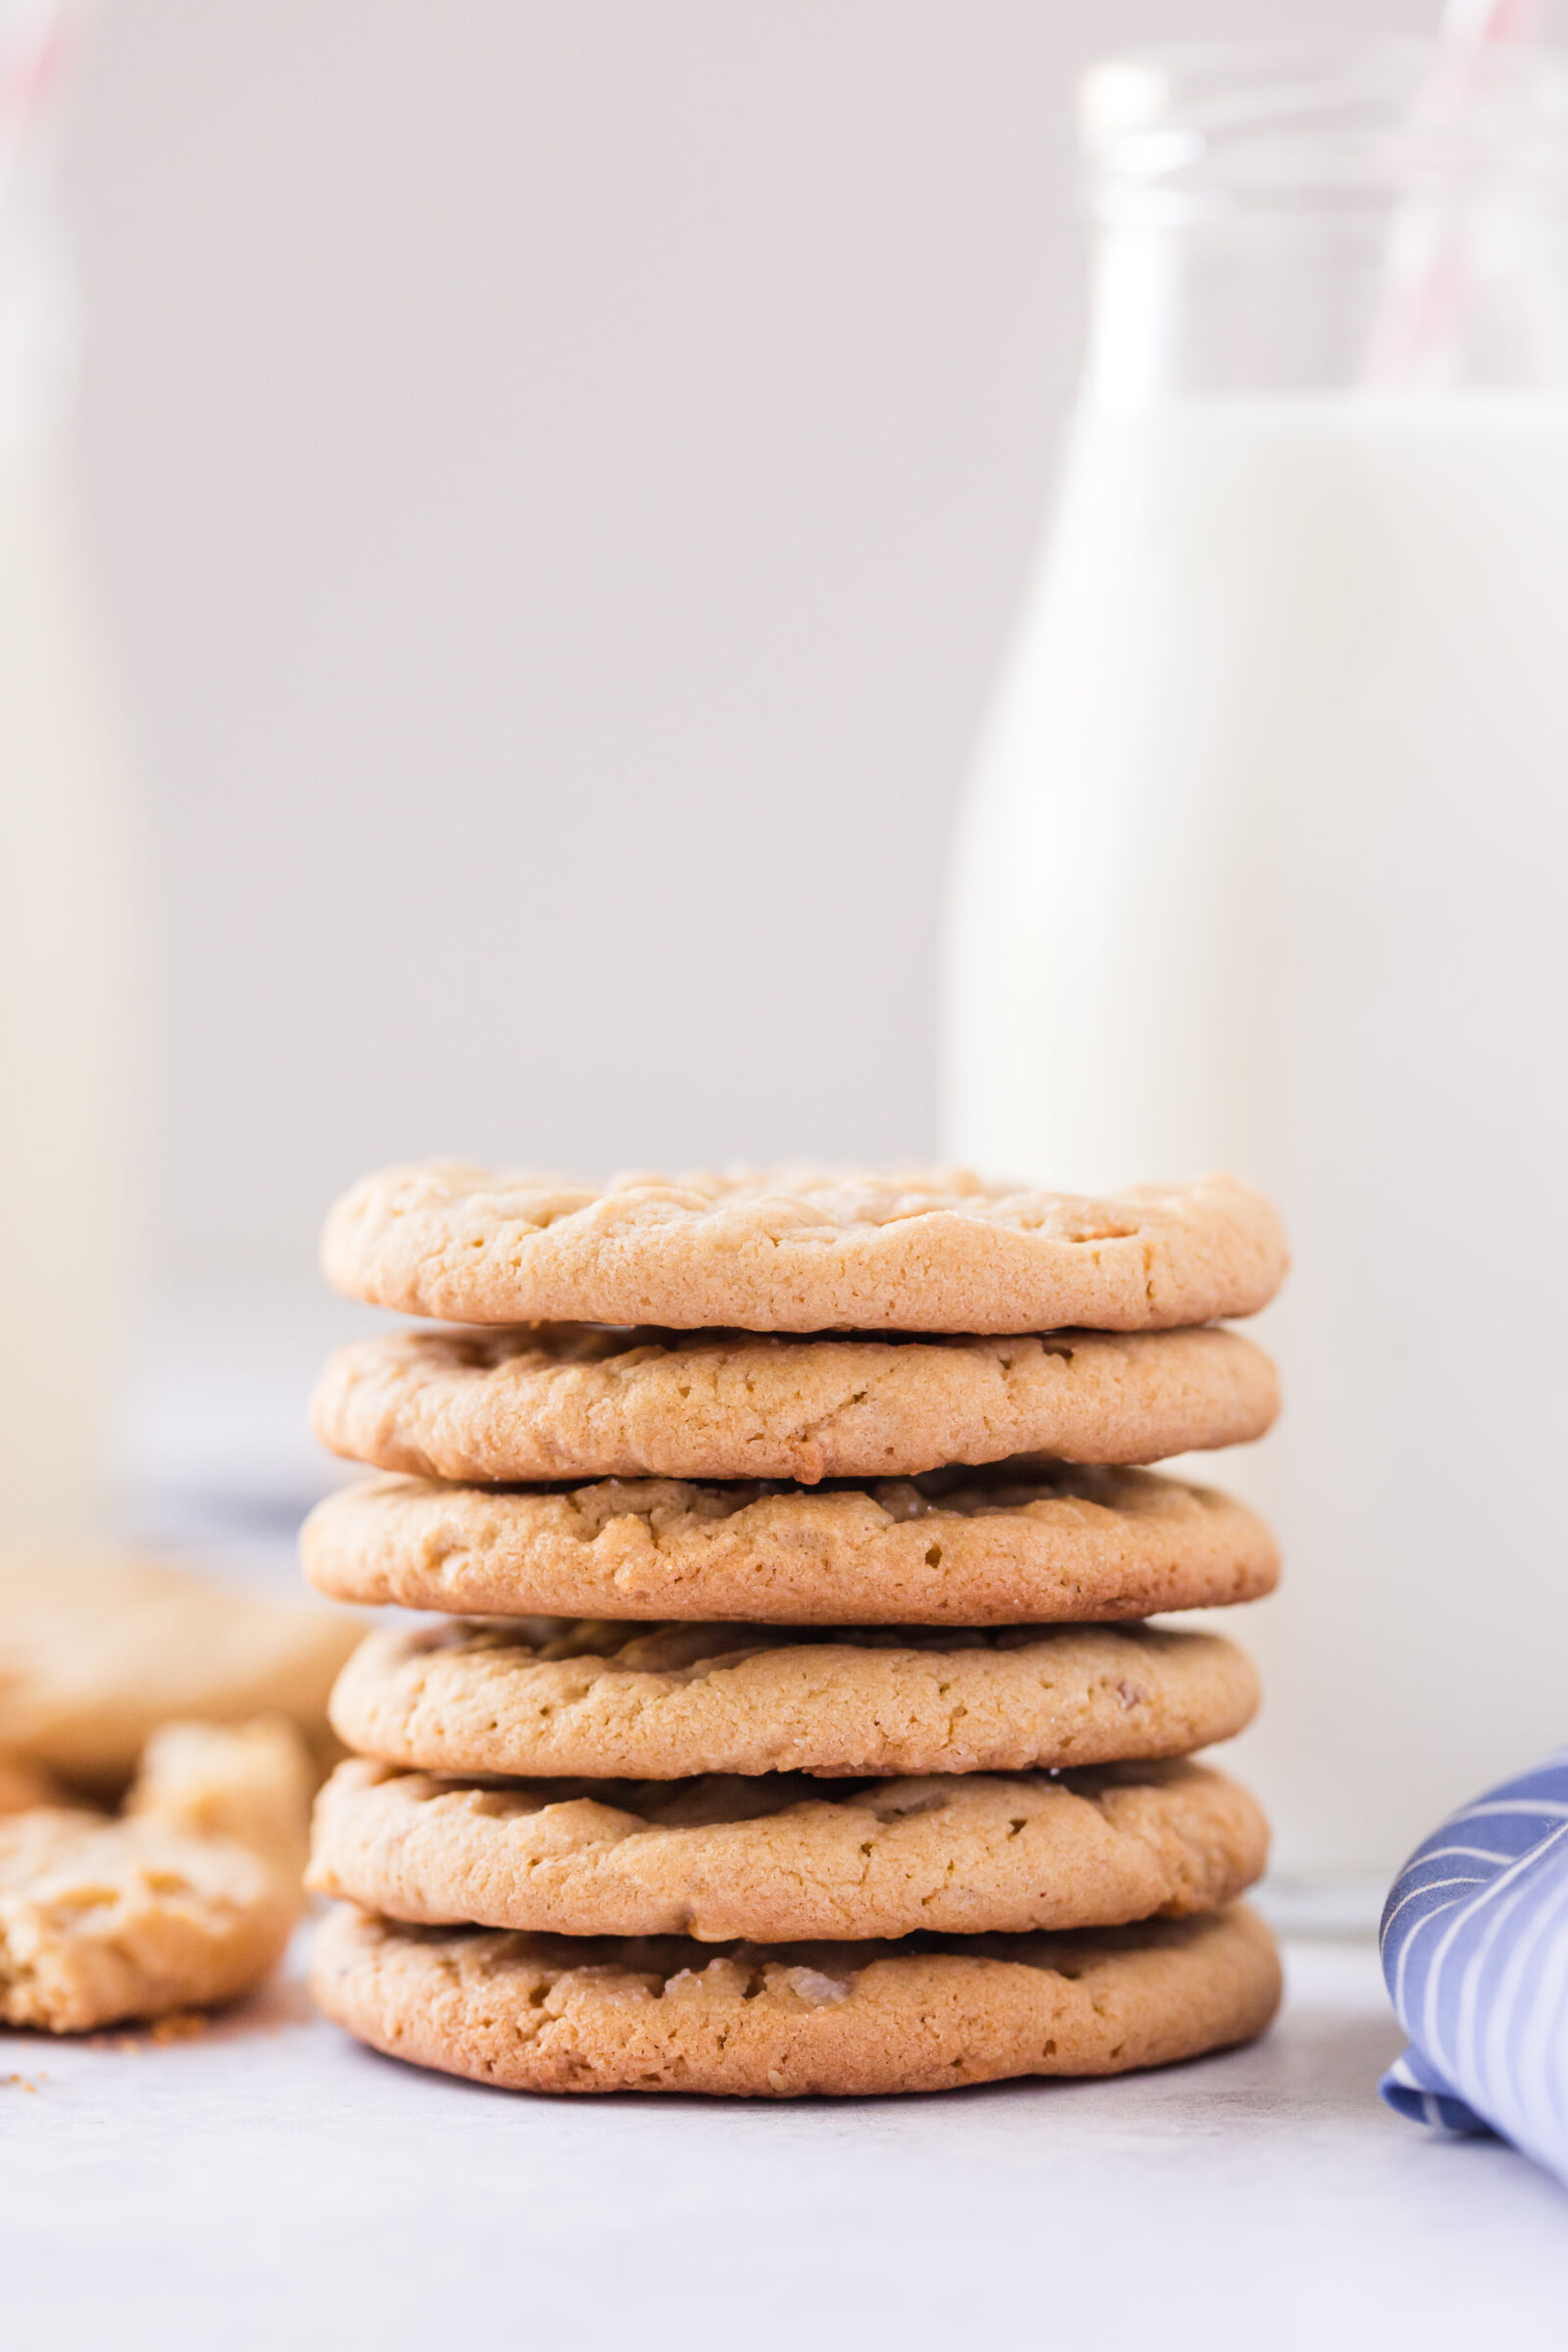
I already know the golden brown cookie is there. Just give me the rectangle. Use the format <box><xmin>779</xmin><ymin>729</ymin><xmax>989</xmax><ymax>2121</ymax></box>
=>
<box><xmin>311</xmin><ymin>1322</ymin><xmax>1279</xmax><ymax>1485</ymax></box>
<box><xmin>0</xmin><ymin>1719</ymin><xmax>307</xmax><ymax>2033</ymax></box>
<box><xmin>302</xmin><ymin>1465</ymin><xmax>1278</xmax><ymax>1626</ymax></box>
<box><xmin>0</xmin><ymin>1756</ymin><xmax>61</xmax><ymax>1816</ymax></box>
<box><xmin>320</xmin><ymin>1163</ymin><xmax>1287</xmax><ymax>1334</ymax></box>
<box><xmin>0</xmin><ymin>1549</ymin><xmax>363</xmax><ymax>1793</ymax></box>
<box><xmin>328</xmin><ymin>1617</ymin><xmax>1258</xmax><ymax>1781</ymax></box>
<box><xmin>310</xmin><ymin>1901</ymin><xmax>1282</xmax><ymax>2095</ymax></box>
<box><xmin>310</xmin><ymin>1756</ymin><xmax>1267</xmax><ymax>1941</ymax></box>
<box><xmin>127</xmin><ymin>1716</ymin><xmax>316</xmax><ymax>1894</ymax></box>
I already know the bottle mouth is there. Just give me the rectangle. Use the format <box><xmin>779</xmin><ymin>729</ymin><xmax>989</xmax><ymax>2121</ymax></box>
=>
<box><xmin>1081</xmin><ymin>34</ymin><xmax>1568</xmax><ymax>219</ymax></box>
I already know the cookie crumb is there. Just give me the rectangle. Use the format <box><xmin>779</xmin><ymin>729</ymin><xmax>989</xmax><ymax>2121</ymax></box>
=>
<box><xmin>150</xmin><ymin>2010</ymin><xmax>209</xmax><ymax>2045</ymax></box>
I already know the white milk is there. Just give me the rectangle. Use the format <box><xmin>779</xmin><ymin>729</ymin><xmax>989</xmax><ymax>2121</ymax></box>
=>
<box><xmin>0</xmin><ymin>285</ymin><xmax>136</xmax><ymax>1543</ymax></box>
<box><xmin>945</xmin><ymin>395</ymin><xmax>1568</xmax><ymax>1878</ymax></box>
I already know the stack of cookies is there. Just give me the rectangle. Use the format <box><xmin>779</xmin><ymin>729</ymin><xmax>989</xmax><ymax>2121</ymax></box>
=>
<box><xmin>303</xmin><ymin>1162</ymin><xmax>1288</xmax><ymax>2099</ymax></box>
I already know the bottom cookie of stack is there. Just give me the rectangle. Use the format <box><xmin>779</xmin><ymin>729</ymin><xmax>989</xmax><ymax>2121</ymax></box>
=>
<box><xmin>310</xmin><ymin>1902</ymin><xmax>1281</xmax><ymax>2097</ymax></box>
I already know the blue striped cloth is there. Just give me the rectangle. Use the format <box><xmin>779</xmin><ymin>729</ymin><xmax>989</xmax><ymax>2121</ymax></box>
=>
<box><xmin>1380</xmin><ymin>1743</ymin><xmax>1568</xmax><ymax>2182</ymax></box>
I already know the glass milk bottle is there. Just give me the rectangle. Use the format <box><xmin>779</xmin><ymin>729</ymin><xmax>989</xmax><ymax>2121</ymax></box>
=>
<box><xmin>945</xmin><ymin>37</ymin><xmax>1568</xmax><ymax>1881</ymax></box>
<box><xmin>1</xmin><ymin>6</ymin><xmax>137</xmax><ymax>1543</ymax></box>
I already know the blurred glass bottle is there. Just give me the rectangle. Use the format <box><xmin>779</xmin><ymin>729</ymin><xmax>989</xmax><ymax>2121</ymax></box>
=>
<box><xmin>1</xmin><ymin>1</ymin><xmax>136</xmax><ymax>1542</ymax></box>
<box><xmin>945</xmin><ymin>37</ymin><xmax>1568</xmax><ymax>1877</ymax></box>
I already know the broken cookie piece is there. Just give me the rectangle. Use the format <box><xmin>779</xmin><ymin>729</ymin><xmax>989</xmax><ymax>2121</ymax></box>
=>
<box><xmin>0</xmin><ymin>1717</ymin><xmax>308</xmax><ymax>2033</ymax></box>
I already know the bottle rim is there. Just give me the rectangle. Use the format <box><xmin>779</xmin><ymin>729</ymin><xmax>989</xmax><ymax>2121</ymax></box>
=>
<box><xmin>1080</xmin><ymin>33</ymin><xmax>1568</xmax><ymax>219</ymax></box>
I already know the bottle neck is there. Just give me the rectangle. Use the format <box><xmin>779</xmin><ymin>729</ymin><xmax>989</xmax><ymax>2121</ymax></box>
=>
<box><xmin>1078</xmin><ymin>37</ymin><xmax>1568</xmax><ymax>409</ymax></box>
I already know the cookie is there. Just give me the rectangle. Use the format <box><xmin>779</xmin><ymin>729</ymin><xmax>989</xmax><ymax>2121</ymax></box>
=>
<box><xmin>303</xmin><ymin>1465</ymin><xmax>1277</xmax><ymax>1626</ymax></box>
<box><xmin>321</xmin><ymin>1163</ymin><xmax>1287</xmax><ymax>1334</ymax></box>
<box><xmin>0</xmin><ymin>1756</ymin><xmax>60</xmax><ymax>1816</ymax></box>
<box><xmin>311</xmin><ymin>1323</ymin><xmax>1279</xmax><ymax>1485</ymax></box>
<box><xmin>310</xmin><ymin>1756</ymin><xmax>1267</xmax><ymax>1941</ymax></box>
<box><xmin>328</xmin><ymin>1618</ymin><xmax>1258</xmax><ymax>1781</ymax></box>
<box><xmin>127</xmin><ymin>1715</ymin><xmax>316</xmax><ymax>1893</ymax></box>
<box><xmin>0</xmin><ymin>1549</ymin><xmax>363</xmax><ymax>1792</ymax></box>
<box><xmin>0</xmin><ymin>1718</ymin><xmax>307</xmax><ymax>2033</ymax></box>
<box><xmin>310</xmin><ymin>1901</ymin><xmax>1281</xmax><ymax>2095</ymax></box>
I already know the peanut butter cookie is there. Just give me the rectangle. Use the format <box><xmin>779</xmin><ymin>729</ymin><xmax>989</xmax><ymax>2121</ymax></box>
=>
<box><xmin>327</xmin><ymin>1617</ymin><xmax>1258</xmax><ymax>1781</ymax></box>
<box><xmin>310</xmin><ymin>1901</ymin><xmax>1282</xmax><ymax>2095</ymax></box>
<box><xmin>321</xmin><ymin>1163</ymin><xmax>1287</xmax><ymax>1334</ymax></box>
<box><xmin>303</xmin><ymin>1465</ymin><xmax>1278</xmax><ymax>1626</ymax></box>
<box><xmin>312</xmin><ymin>1323</ymin><xmax>1279</xmax><ymax>1485</ymax></box>
<box><xmin>310</xmin><ymin>1756</ymin><xmax>1267</xmax><ymax>1941</ymax></box>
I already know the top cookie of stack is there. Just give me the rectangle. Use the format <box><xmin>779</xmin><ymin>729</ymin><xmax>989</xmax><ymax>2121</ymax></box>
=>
<box><xmin>318</xmin><ymin>1161</ymin><xmax>1285</xmax><ymax>1335</ymax></box>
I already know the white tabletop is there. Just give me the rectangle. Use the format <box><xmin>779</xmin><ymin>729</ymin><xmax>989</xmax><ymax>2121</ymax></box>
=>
<box><xmin>5</xmin><ymin>1929</ymin><xmax>1567</xmax><ymax>2352</ymax></box>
